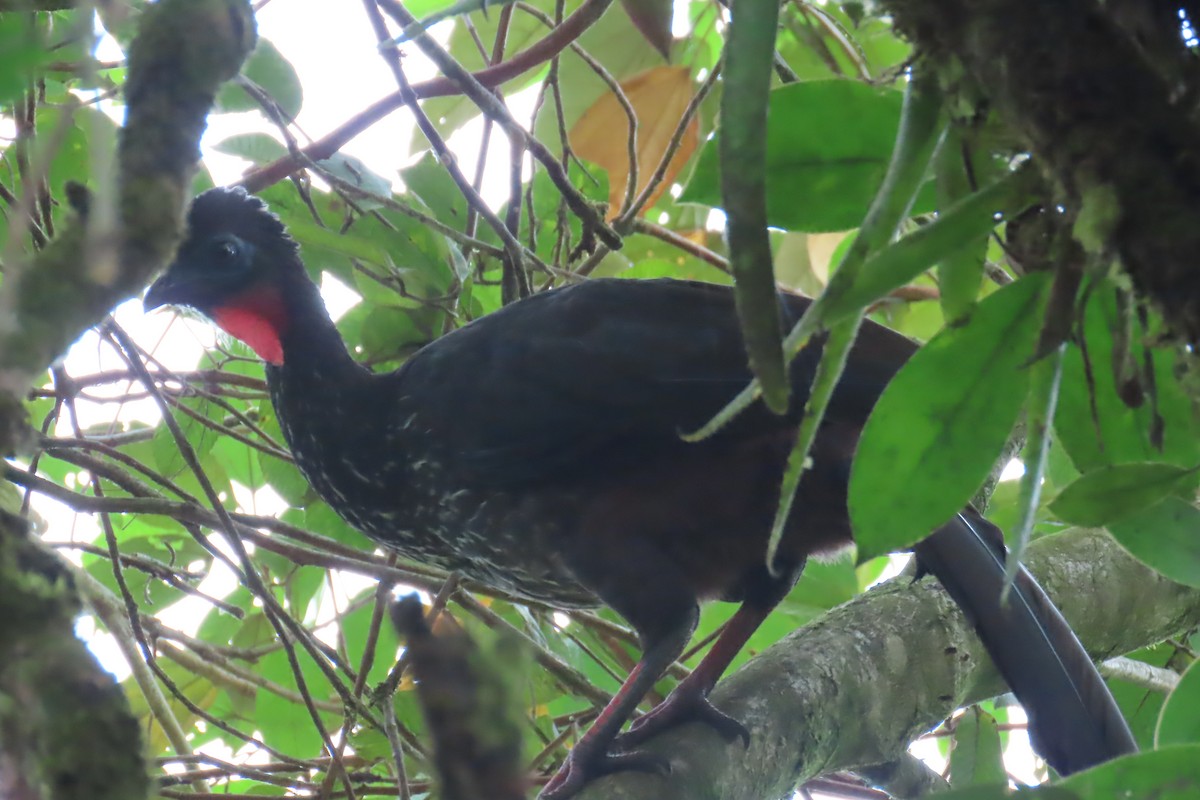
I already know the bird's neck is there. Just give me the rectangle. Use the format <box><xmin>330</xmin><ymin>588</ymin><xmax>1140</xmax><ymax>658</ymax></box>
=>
<box><xmin>207</xmin><ymin>257</ymin><xmax>360</xmax><ymax>381</ymax></box>
<box><xmin>276</xmin><ymin>277</ymin><xmax>358</xmax><ymax>373</ymax></box>
<box><xmin>263</xmin><ymin>273</ymin><xmax>379</xmax><ymax>447</ymax></box>
<box><xmin>228</xmin><ymin>268</ymin><xmax>370</xmax><ymax>406</ymax></box>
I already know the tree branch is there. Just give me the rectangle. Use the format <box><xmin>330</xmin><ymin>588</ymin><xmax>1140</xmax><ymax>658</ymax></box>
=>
<box><xmin>0</xmin><ymin>2</ymin><xmax>256</xmax><ymax>798</ymax></box>
<box><xmin>239</xmin><ymin>0</ymin><xmax>615</xmax><ymax>194</ymax></box>
<box><xmin>0</xmin><ymin>512</ymin><xmax>150</xmax><ymax>800</ymax></box>
<box><xmin>0</xmin><ymin>0</ymin><xmax>256</xmax><ymax>412</ymax></box>
<box><xmin>573</xmin><ymin>528</ymin><xmax>1200</xmax><ymax>799</ymax></box>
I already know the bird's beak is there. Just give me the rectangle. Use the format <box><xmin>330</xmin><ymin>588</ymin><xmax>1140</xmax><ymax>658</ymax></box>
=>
<box><xmin>143</xmin><ymin>271</ymin><xmax>185</xmax><ymax>312</ymax></box>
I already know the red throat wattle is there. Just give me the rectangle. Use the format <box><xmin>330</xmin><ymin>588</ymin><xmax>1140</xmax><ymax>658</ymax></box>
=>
<box><xmin>210</xmin><ymin>286</ymin><xmax>288</xmax><ymax>366</ymax></box>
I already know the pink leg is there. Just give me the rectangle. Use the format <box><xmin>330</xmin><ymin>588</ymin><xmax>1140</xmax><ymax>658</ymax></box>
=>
<box><xmin>614</xmin><ymin>602</ymin><xmax>773</xmax><ymax>750</ymax></box>
<box><xmin>539</xmin><ymin>623</ymin><xmax>692</xmax><ymax>799</ymax></box>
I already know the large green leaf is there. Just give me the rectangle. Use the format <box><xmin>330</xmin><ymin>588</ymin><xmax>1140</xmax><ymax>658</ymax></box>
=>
<box><xmin>1055</xmin><ymin>284</ymin><xmax>1200</xmax><ymax>478</ymax></box>
<box><xmin>1108</xmin><ymin>496</ymin><xmax>1200</xmax><ymax>588</ymax></box>
<box><xmin>1158</xmin><ymin>658</ymin><xmax>1200</xmax><ymax>747</ymax></box>
<box><xmin>0</xmin><ymin>16</ymin><xmax>52</xmax><ymax>105</ymax></box>
<box><xmin>1109</xmin><ymin>644</ymin><xmax>1173</xmax><ymax>749</ymax></box>
<box><xmin>931</xmin><ymin>747</ymin><xmax>1200</xmax><ymax>799</ymax></box>
<box><xmin>257</xmin><ymin>648</ymin><xmax>340</xmax><ymax>756</ymax></box>
<box><xmin>1058</xmin><ymin>746</ymin><xmax>1200</xmax><ymax>799</ymax></box>
<box><xmin>949</xmin><ymin>708</ymin><xmax>1006</xmax><ymax>788</ymax></box>
<box><xmin>680</xmin><ymin>80</ymin><xmax>937</xmax><ymax>232</ymax></box>
<box><xmin>213</xmin><ymin>132</ymin><xmax>289</xmax><ymax>165</ymax></box>
<box><xmin>152</xmin><ymin>396</ymin><xmax>224</xmax><ymax>478</ymax></box>
<box><xmin>1048</xmin><ymin>462</ymin><xmax>1196</xmax><ymax>527</ymax></box>
<box><xmin>216</xmin><ymin>37</ymin><xmax>303</xmax><ymax>119</ymax></box>
<box><xmin>849</xmin><ymin>273</ymin><xmax>1049</xmax><ymax>559</ymax></box>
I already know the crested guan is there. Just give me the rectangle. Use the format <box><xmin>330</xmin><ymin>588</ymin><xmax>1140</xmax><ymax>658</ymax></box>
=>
<box><xmin>145</xmin><ymin>187</ymin><xmax>1136</xmax><ymax>797</ymax></box>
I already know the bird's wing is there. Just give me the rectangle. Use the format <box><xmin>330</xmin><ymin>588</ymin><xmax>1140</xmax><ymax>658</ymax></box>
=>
<box><xmin>395</xmin><ymin>278</ymin><xmax>915</xmax><ymax>486</ymax></box>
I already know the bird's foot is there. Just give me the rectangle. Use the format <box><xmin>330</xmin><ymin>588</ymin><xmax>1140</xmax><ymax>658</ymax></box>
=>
<box><xmin>613</xmin><ymin>689</ymin><xmax>749</xmax><ymax>751</ymax></box>
<box><xmin>539</xmin><ymin>744</ymin><xmax>669</xmax><ymax>800</ymax></box>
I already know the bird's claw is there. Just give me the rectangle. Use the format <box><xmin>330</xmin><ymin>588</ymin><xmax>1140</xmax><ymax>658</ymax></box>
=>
<box><xmin>614</xmin><ymin>693</ymin><xmax>749</xmax><ymax>750</ymax></box>
<box><xmin>539</xmin><ymin>747</ymin><xmax>670</xmax><ymax>800</ymax></box>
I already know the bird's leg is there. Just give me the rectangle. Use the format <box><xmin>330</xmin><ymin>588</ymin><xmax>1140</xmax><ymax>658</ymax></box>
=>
<box><xmin>612</xmin><ymin>602</ymin><xmax>765</xmax><ymax>749</ymax></box>
<box><xmin>539</xmin><ymin>617</ymin><xmax>694</xmax><ymax>799</ymax></box>
<box><xmin>615</xmin><ymin>559</ymin><xmax>805</xmax><ymax>750</ymax></box>
<box><xmin>540</xmin><ymin>535</ymin><xmax>701</xmax><ymax>799</ymax></box>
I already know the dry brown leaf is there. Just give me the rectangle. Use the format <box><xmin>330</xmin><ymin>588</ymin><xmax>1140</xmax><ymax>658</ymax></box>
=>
<box><xmin>569</xmin><ymin>66</ymin><xmax>700</xmax><ymax>220</ymax></box>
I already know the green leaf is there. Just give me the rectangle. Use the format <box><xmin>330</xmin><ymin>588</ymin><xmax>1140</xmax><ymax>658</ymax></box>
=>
<box><xmin>1055</xmin><ymin>283</ymin><xmax>1200</xmax><ymax>477</ymax></box>
<box><xmin>1058</xmin><ymin>746</ymin><xmax>1200</xmax><ymax>800</ymax></box>
<box><xmin>621</xmin><ymin>254</ymin><xmax>732</xmax><ymax>285</ymax></box>
<box><xmin>216</xmin><ymin>38</ymin><xmax>303</xmax><ymax>119</ymax></box>
<box><xmin>1049</xmin><ymin>462</ymin><xmax>1195</xmax><ymax>527</ymax></box>
<box><xmin>681</xmin><ymin>80</ymin><xmax>937</xmax><ymax>232</ymax></box>
<box><xmin>359</xmin><ymin>306</ymin><xmax>432</xmax><ymax>363</ymax></box>
<box><xmin>287</xmin><ymin>219</ymin><xmax>394</xmax><ymax>269</ymax></box>
<box><xmin>486</xmin><ymin>156</ymin><xmax>608</xmax><ymax>268</ymax></box>
<box><xmin>849</xmin><ymin>273</ymin><xmax>1049</xmax><ymax>559</ymax></box>
<box><xmin>232</xmin><ymin>609</ymin><xmax>278</xmax><ymax>651</ymax></box>
<box><xmin>393</xmin><ymin>0</ymin><xmax>522</xmax><ymax>45</ymax></box>
<box><xmin>213</xmin><ymin>132</ymin><xmax>288</xmax><ymax>164</ymax></box>
<box><xmin>316</xmin><ymin>153</ymin><xmax>393</xmax><ymax>206</ymax></box>
<box><xmin>84</xmin><ymin>532</ymin><xmax>207</xmax><ymax>610</ymax></box>
<box><xmin>1108</xmin><ymin>496</ymin><xmax>1200</xmax><ymax>588</ymax></box>
<box><xmin>0</xmin><ymin>17</ymin><xmax>51</xmax><ymax>105</ymax></box>
<box><xmin>929</xmin><ymin>785</ymin><xmax>1075</xmax><ymax>800</ymax></box>
<box><xmin>776</xmin><ymin>553</ymin><xmax>859</xmax><ymax>621</ymax></box>
<box><xmin>933</xmin><ymin>747</ymin><xmax>1200</xmax><ymax>799</ymax></box>
<box><xmin>935</xmin><ymin>130</ymin><xmax>994</xmax><ymax>322</ymax></box>
<box><xmin>152</xmin><ymin>396</ymin><xmax>224</xmax><ymax>478</ymax></box>
<box><xmin>257</xmin><ymin>649</ymin><xmax>338</xmax><ymax>756</ymax></box>
<box><xmin>342</xmin><ymin>599</ymin><xmax>400</xmax><ymax>686</ymax></box>
<box><xmin>820</xmin><ymin>169</ymin><xmax>1032</xmax><ymax>325</ymax></box>
<box><xmin>949</xmin><ymin>707</ymin><xmax>1006</xmax><ymax>788</ymax></box>
<box><xmin>198</xmin><ymin>587</ymin><xmax>254</xmax><ymax>648</ymax></box>
<box><xmin>1110</xmin><ymin>644</ymin><xmax>1173</xmax><ymax>749</ymax></box>
<box><xmin>1158</xmin><ymin>658</ymin><xmax>1200</xmax><ymax>746</ymax></box>
<box><xmin>303</xmin><ymin>502</ymin><xmax>371</xmax><ymax>548</ymax></box>
<box><xmin>400</xmin><ymin>152</ymin><xmax>469</xmax><ymax>230</ymax></box>
<box><xmin>420</xmin><ymin>5</ymin><xmax>556</xmax><ymax>147</ymax></box>
<box><xmin>211</xmin><ymin>431</ymin><xmax>265</xmax><ymax>492</ymax></box>
<box><xmin>124</xmin><ymin>661</ymin><xmax>220</xmax><ymax>756</ymax></box>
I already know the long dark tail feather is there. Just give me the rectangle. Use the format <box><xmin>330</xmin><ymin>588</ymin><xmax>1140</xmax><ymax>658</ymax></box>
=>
<box><xmin>913</xmin><ymin>511</ymin><xmax>1138</xmax><ymax>775</ymax></box>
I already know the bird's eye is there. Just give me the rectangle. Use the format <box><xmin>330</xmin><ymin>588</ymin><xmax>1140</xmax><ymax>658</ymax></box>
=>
<box><xmin>212</xmin><ymin>237</ymin><xmax>242</xmax><ymax>266</ymax></box>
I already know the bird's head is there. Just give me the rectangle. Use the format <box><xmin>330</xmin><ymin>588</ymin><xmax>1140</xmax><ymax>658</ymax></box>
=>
<box><xmin>145</xmin><ymin>187</ymin><xmax>303</xmax><ymax>365</ymax></box>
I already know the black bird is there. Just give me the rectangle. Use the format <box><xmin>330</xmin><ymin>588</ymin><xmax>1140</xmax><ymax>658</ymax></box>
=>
<box><xmin>145</xmin><ymin>187</ymin><xmax>1136</xmax><ymax>798</ymax></box>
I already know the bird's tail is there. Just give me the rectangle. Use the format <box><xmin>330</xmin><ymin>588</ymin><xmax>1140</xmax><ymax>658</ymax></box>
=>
<box><xmin>913</xmin><ymin>511</ymin><xmax>1137</xmax><ymax>775</ymax></box>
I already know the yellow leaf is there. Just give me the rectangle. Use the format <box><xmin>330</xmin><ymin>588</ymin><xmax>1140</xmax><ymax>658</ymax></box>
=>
<box><xmin>569</xmin><ymin>66</ymin><xmax>700</xmax><ymax>220</ymax></box>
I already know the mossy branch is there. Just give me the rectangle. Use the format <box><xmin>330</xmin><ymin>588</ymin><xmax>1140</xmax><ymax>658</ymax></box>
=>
<box><xmin>0</xmin><ymin>2</ymin><xmax>256</xmax><ymax>798</ymax></box>
<box><xmin>0</xmin><ymin>0</ymin><xmax>256</xmax><ymax>420</ymax></box>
